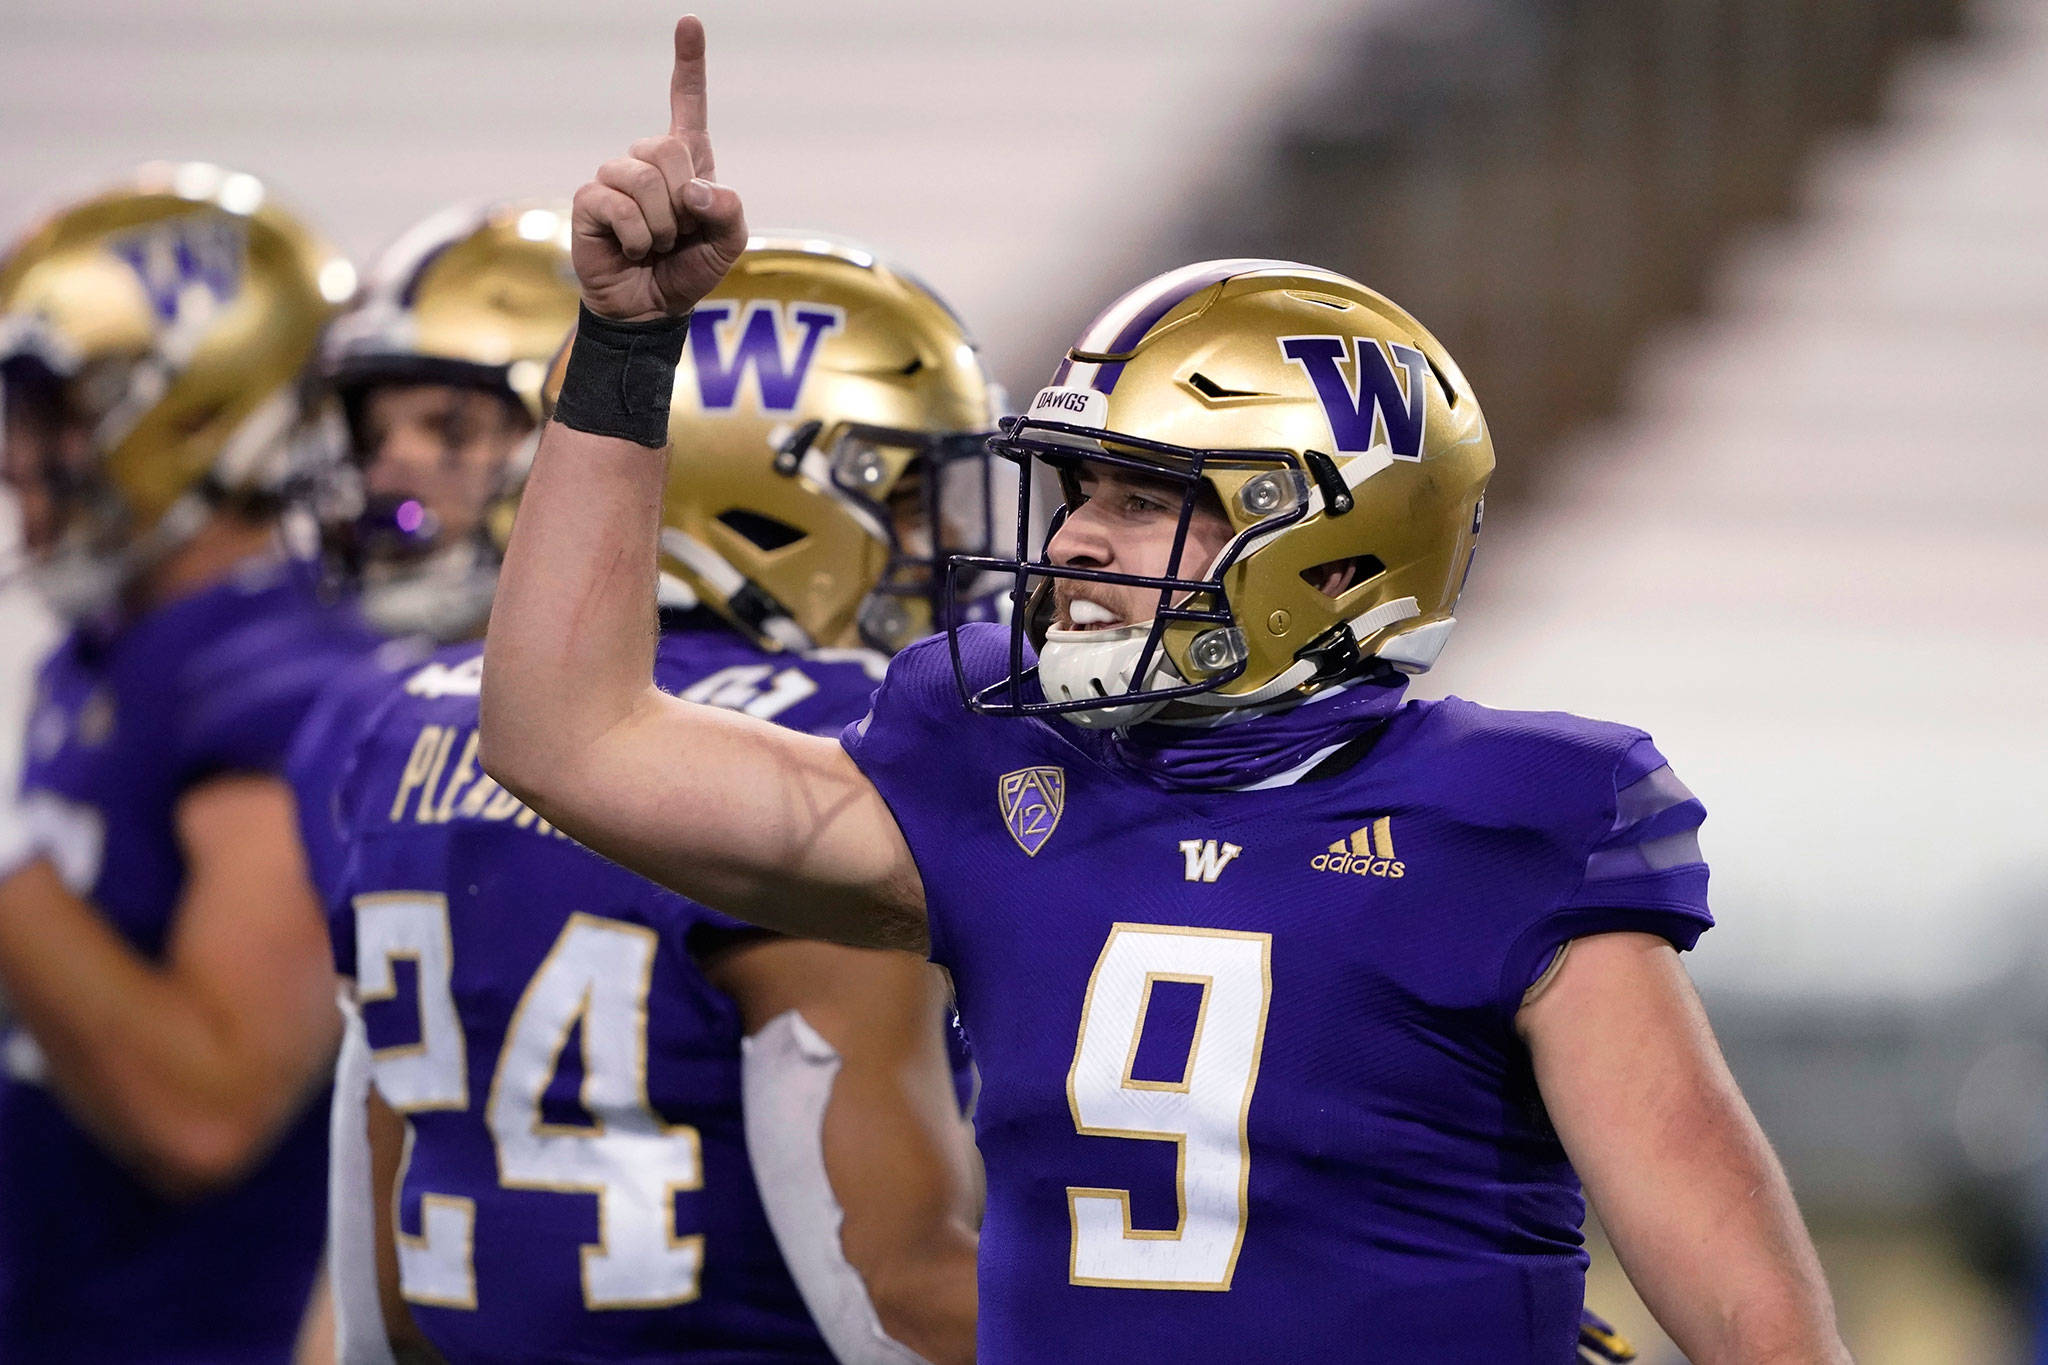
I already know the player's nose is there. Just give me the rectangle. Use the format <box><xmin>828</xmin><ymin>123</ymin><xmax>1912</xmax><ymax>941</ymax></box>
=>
<box><xmin>1047</xmin><ymin>498</ymin><xmax>1115</xmax><ymax>569</ymax></box>
<box><xmin>362</xmin><ymin>425</ymin><xmax>441</xmax><ymax>493</ymax></box>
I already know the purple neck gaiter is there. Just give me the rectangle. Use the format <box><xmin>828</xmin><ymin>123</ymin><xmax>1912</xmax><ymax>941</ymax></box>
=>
<box><xmin>1105</xmin><ymin>676</ymin><xmax>1410</xmax><ymax>792</ymax></box>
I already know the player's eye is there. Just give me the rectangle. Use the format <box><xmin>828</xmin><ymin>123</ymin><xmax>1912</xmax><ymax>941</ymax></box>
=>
<box><xmin>434</xmin><ymin>406</ymin><xmax>471</xmax><ymax>449</ymax></box>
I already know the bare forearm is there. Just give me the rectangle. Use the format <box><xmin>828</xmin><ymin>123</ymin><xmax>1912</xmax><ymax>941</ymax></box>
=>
<box><xmin>0</xmin><ymin>862</ymin><xmax>325</xmax><ymax>1190</ymax></box>
<box><xmin>480</xmin><ymin>418</ymin><xmax>665</xmax><ymax>799</ymax></box>
<box><xmin>824</xmin><ymin>1018</ymin><xmax>980</xmax><ymax>1360</ymax></box>
<box><xmin>1525</xmin><ymin>935</ymin><xmax>1848</xmax><ymax>1364</ymax></box>
<box><xmin>832</xmin><ymin>1094</ymin><xmax>978</xmax><ymax>1365</ymax></box>
<box><xmin>1694</xmin><ymin>1317</ymin><xmax>1853</xmax><ymax>1365</ymax></box>
<box><xmin>1587</xmin><ymin>1044</ymin><xmax>1845</xmax><ymax>1362</ymax></box>
<box><xmin>860</xmin><ymin>1229</ymin><xmax>978</xmax><ymax>1365</ymax></box>
<box><xmin>728</xmin><ymin>946</ymin><xmax>977</xmax><ymax>1361</ymax></box>
<box><xmin>1605</xmin><ymin>1127</ymin><xmax>1847</xmax><ymax>1365</ymax></box>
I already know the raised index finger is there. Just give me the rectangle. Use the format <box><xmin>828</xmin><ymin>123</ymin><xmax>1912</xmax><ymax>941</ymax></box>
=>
<box><xmin>669</xmin><ymin>15</ymin><xmax>710</xmax><ymax>136</ymax></box>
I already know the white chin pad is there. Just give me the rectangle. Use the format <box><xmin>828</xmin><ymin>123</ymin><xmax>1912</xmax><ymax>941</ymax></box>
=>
<box><xmin>1038</xmin><ymin>622</ymin><xmax>1178</xmax><ymax>729</ymax></box>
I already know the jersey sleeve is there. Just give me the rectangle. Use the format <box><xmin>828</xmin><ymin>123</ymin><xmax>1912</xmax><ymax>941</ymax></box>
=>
<box><xmin>1499</xmin><ymin>734</ymin><xmax>1713</xmax><ymax>1012</ymax></box>
<box><xmin>838</xmin><ymin>632</ymin><xmax>986</xmax><ymax>969</ymax></box>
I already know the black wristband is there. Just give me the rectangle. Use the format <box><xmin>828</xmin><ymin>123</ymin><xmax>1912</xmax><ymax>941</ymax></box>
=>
<box><xmin>552</xmin><ymin>305</ymin><xmax>692</xmax><ymax>448</ymax></box>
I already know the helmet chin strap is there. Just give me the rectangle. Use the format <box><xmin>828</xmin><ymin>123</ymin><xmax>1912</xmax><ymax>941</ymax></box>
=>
<box><xmin>1040</xmin><ymin>594</ymin><xmax>1429</xmax><ymax>731</ymax></box>
<box><xmin>1036</xmin><ymin>537</ymin><xmax>1229</xmax><ymax>730</ymax></box>
<box><xmin>660</xmin><ymin>528</ymin><xmax>814</xmax><ymax>653</ymax></box>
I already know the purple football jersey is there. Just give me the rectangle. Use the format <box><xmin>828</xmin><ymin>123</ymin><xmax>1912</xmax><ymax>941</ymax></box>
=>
<box><xmin>1</xmin><ymin>556</ymin><xmax>382</xmax><ymax>1362</ymax></box>
<box><xmin>314</xmin><ymin>613</ymin><xmax>896</xmax><ymax>1364</ymax></box>
<box><xmin>842</xmin><ymin>624</ymin><xmax>1713</xmax><ymax>1364</ymax></box>
<box><xmin>288</xmin><ymin>635</ymin><xmax>437</xmax><ymax>929</ymax></box>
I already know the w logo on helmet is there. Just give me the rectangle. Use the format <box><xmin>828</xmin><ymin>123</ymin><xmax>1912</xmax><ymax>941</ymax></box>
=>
<box><xmin>108</xmin><ymin>214</ymin><xmax>246</xmax><ymax>325</ymax></box>
<box><xmin>1278</xmin><ymin>335</ymin><xmax>1429</xmax><ymax>459</ymax></box>
<box><xmin>689</xmin><ymin>300</ymin><xmax>845</xmax><ymax>413</ymax></box>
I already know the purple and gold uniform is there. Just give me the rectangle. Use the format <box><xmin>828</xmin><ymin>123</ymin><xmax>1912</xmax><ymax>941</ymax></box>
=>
<box><xmin>0</xmin><ymin>557</ymin><xmax>380</xmax><ymax>1361</ymax></box>
<box><xmin>842</xmin><ymin>625</ymin><xmax>1713</xmax><ymax>1364</ymax></box>
<box><xmin>304</xmin><ymin>612</ymin><xmax>896</xmax><ymax>1365</ymax></box>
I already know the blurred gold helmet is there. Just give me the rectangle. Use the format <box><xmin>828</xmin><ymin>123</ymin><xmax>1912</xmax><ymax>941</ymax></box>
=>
<box><xmin>0</xmin><ymin>162</ymin><xmax>351</xmax><ymax>617</ymax></box>
<box><xmin>324</xmin><ymin>199</ymin><xmax>578</xmax><ymax>424</ymax></box>
<box><xmin>652</xmin><ymin>234</ymin><xmax>1002</xmax><ymax>654</ymax></box>
<box><xmin>959</xmin><ymin>259</ymin><xmax>1493</xmax><ymax>728</ymax></box>
<box><xmin>318</xmin><ymin>200</ymin><xmax>580</xmax><ymax>639</ymax></box>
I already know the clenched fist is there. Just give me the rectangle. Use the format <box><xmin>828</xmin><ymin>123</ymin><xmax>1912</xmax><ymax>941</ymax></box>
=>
<box><xmin>572</xmin><ymin>15</ymin><xmax>748</xmax><ymax>322</ymax></box>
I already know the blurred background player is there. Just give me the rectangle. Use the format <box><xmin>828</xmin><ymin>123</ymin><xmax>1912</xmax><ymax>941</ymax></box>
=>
<box><xmin>293</xmin><ymin>234</ymin><xmax>992</xmax><ymax>1364</ymax></box>
<box><xmin>284</xmin><ymin>197</ymin><xmax>584</xmax><ymax>1365</ymax></box>
<box><xmin>316</xmin><ymin>201</ymin><xmax>577</xmax><ymax>647</ymax></box>
<box><xmin>0</xmin><ymin>163</ymin><xmax>377</xmax><ymax>1361</ymax></box>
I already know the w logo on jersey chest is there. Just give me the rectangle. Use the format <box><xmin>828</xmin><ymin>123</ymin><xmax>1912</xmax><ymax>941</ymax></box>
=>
<box><xmin>689</xmin><ymin>300</ymin><xmax>844</xmax><ymax>412</ymax></box>
<box><xmin>1278</xmin><ymin>335</ymin><xmax>1429</xmax><ymax>458</ymax></box>
<box><xmin>1179</xmin><ymin>839</ymin><xmax>1242</xmax><ymax>883</ymax></box>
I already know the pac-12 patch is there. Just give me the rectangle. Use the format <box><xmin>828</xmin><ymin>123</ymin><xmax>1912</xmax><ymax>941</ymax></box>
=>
<box><xmin>998</xmin><ymin>766</ymin><xmax>1065</xmax><ymax>857</ymax></box>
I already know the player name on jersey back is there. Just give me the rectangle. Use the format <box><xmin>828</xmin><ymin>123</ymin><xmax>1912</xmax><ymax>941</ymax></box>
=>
<box><xmin>384</xmin><ymin>719</ymin><xmax>565</xmax><ymax>837</ymax></box>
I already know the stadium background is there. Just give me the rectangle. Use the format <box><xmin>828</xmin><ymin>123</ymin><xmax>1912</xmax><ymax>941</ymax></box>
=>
<box><xmin>2</xmin><ymin>0</ymin><xmax>2044</xmax><ymax>1358</ymax></box>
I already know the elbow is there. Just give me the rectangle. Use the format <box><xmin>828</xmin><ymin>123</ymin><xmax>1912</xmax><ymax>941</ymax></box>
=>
<box><xmin>475</xmin><ymin>681</ymin><xmax>533</xmax><ymax>798</ymax></box>
<box><xmin>476</xmin><ymin>679</ymin><xmax>600</xmax><ymax>817</ymax></box>
<box><xmin>476</xmin><ymin>728</ymin><xmax>573</xmax><ymax>828</ymax></box>
<box><xmin>475</xmin><ymin>685</ymin><xmax>562</xmax><ymax>814</ymax></box>
<box><xmin>473</xmin><ymin>722</ymin><xmax>534</xmax><ymax>807</ymax></box>
<box><xmin>858</xmin><ymin>1231</ymin><xmax>979</xmax><ymax>1365</ymax></box>
<box><xmin>127</xmin><ymin>1104</ymin><xmax>276</xmax><ymax>1200</ymax></box>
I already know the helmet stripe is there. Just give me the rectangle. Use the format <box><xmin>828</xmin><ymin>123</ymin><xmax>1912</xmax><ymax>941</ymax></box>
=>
<box><xmin>1067</xmin><ymin>258</ymin><xmax>1304</xmax><ymax>395</ymax></box>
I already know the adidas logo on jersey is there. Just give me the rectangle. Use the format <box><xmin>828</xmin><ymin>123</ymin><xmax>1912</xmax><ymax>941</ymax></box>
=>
<box><xmin>1309</xmin><ymin>817</ymin><xmax>1405</xmax><ymax>878</ymax></box>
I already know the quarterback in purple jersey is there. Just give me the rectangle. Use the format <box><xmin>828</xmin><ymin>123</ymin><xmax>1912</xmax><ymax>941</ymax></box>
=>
<box><xmin>479</xmin><ymin>20</ymin><xmax>1852</xmax><ymax>1365</ymax></box>
<box><xmin>0</xmin><ymin>166</ymin><xmax>379</xmax><ymax>1360</ymax></box>
<box><xmin>294</xmin><ymin>219</ymin><xmax>989</xmax><ymax>1363</ymax></box>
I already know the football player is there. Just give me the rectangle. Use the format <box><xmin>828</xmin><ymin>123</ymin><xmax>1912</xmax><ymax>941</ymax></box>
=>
<box><xmin>477</xmin><ymin>20</ymin><xmax>1853</xmax><ymax>1365</ymax></box>
<box><xmin>0</xmin><ymin>164</ymin><xmax>381</xmax><ymax>1360</ymax></box>
<box><xmin>295</xmin><ymin>222</ymin><xmax>989</xmax><ymax>1363</ymax></box>
<box><xmin>285</xmin><ymin>198</ymin><xmax>584</xmax><ymax>1364</ymax></box>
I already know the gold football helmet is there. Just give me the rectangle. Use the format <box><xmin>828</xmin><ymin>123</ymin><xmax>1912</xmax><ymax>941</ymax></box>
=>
<box><xmin>652</xmin><ymin>234</ymin><xmax>1002</xmax><ymax>653</ymax></box>
<box><xmin>0</xmin><ymin>162</ymin><xmax>351</xmax><ymax>617</ymax></box>
<box><xmin>317</xmin><ymin>200</ymin><xmax>580</xmax><ymax>639</ymax></box>
<box><xmin>956</xmin><ymin>258</ymin><xmax>1493</xmax><ymax>727</ymax></box>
